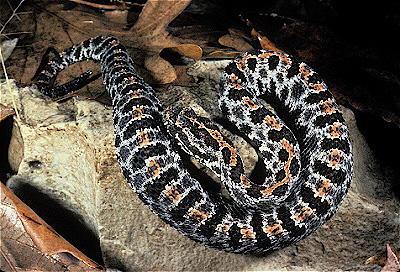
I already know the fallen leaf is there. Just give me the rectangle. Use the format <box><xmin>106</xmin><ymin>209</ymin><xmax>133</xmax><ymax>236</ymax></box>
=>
<box><xmin>25</xmin><ymin>0</ymin><xmax>198</xmax><ymax>87</ymax></box>
<box><xmin>67</xmin><ymin>0</ymin><xmax>130</xmax><ymax>11</ymax></box>
<box><xmin>166</xmin><ymin>65</ymin><xmax>197</xmax><ymax>87</ymax></box>
<box><xmin>365</xmin><ymin>249</ymin><xmax>389</xmax><ymax>267</ymax></box>
<box><xmin>365</xmin><ymin>244</ymin><xmax>400</xmax><ymax>272</ymax></box>
<box><xmin>168</xmin><ymin>24</ymin><xmax>227</xmax><ymax>55</ymax></box>
<box><xmin>0</xmin><ymin>104</ymin><xmax>15</xmax><ymax>122</ymax></box>
<box><xmin>165</xmin><ymin>44</ymin><xmax>203</xmax><ymax>61</ymax></box>
<box><xmin>218</xmin><ymin>28</ymin><xmax>254</xmax><ymax>52</ymax></box>
<box><xmin>0</xmin><ymin>182</ymin><xmax>104</xmax><ymax>271</ymax></box>
<box><xmin>0</xmin><ymin>39</ymin><xmax>19</xmax><ymax>62</ymax></box>
<box><xmin>96</xmin><ymin>0</ymin><xmax>194</xmax><ymax>83</ymax></box>
<box><xmin>203</xmin><ymin>50</ymin><xmax>242</xmax><ymax>59</ymax></box>
<box><xmin>251</xmin><ymin>28</ymin><xmax>285</xmax><ymax>53</ymax></box>
<box><xmin>381</xmin><ymin>244</ymin><xmax>400</xmax><ymax>272</ymax></box>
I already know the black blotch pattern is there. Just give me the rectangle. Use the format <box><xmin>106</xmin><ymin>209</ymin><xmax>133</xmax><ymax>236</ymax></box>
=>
<box><xmin>300</xmin><ymin>184</ymin><xmax>330</xmax><ymax>216</ymax></box>
<box><xmin>307</xmin><ymin>73</ymin><xmax>322</xmax><ymax>85</ymax></box>
<box><xmin>220</xmin><ymin>102</ymin><xmax>229</xmax><ymax>116</ymax></box>
<box><xmin>251</xmin><ymin>212</ymin><xmax>272</xmax><ymax>249</ymax></box>
<box><xmin>227</xmin><ymin>88</ymin><xmax>252</xmax><ymax>101</ymax></box>
<box><xmin>269</xmin><ymin>126</ymin><xmax>295</xmax><ymax>143</ymax></box>
<box><xmin>115</xmin><ymin>134</ymin><xmax>122</xmax><ymax>148</ymax></box>
<box><xmin>276</xmin><ymin>206</ymin><xmax>306</xmax><ymax>237</ymax></box>
<box><xmin>305</xmin><ymin>90</ymin><xmax>332</xmax><ymax>104</ymax></box>
<box><xmin>315</xmin><ymin>112</ymin><xmax>344</xmax><ymax>128</ymax></box>
<box><xmin>246</xmin><ymin>186</ymin><xmax>263</xmax><ymax>199</ymax></box>
<box><xmin>271</xmin><ymin>183</ymin><xmax>289</xmax><ymax>197</ymax></box>
<box><xmin>278</xmin><ymin>148</ymin><xmax>289</xmax><ymax>162</ymax></box>
<box><xmin>221</xmin><ymin>147</ymin><xmax>234</xmax><ymax>166</ymax></box>
<box><xmin>268</xmin><ymin>129</ymin><xmax>284</xmax><ymax>142</ymax></box>
<box><xmin>73</xmin><ymin>46</ymin><xmax>82</xmax><ymax>60</ymax></box>
<box><xmin>93</xmin><ymin>38</ymin><xmax>114</xmax><ymax>55</ymax></box>
<box><xmin>122</xmin><ymin>117</ymin><xmax>156</xmax><ymax>139</ymax></box>
<box><xmin>114</xmin><ymin>71</ymin><xmax>135</xmax><ymax>86</ymax></box>
<box><xmin>261</xmin><ymin>150</ymin><xmax>273</xmax><ymax>162</ymax></box>
<box><xmin>314</xmin><ymin>160</ymin><xmax>346</xmax><ymax>185</ymax></box>
<box><xmin>202</xmin><ymin>130</ymin><xmax>221</xmax><ymax>151</ymax></box>
<box><xmin>267</xmin><ymin>55</ymin><xmax>280</xmax><ymax>70</ymax></box>
<box><xmin>103</xmin><ymin>50</ymin><xmax>129</xmax><ymax>66</ymax></box>
<box><xmin>227</xmin><ymin>224</ymin><xmax>242</xmax><ymax>248</ymax></box>
<box><xmin>225</xmin><ymin>61</ymin><xmax>246</xmax><ymax>83</ymax></box>
<box><xmin>169</xmin><ymin>189</ymin><xmax>201</xmax><ymax>224</ymax></box>
<box><xmin>321</xmin><ymin>138</ymin><xmax>351</xmax><ymax>154</ymax></box>
<box><xmin>290</xmin><ymin>81</ymin><xmax>303</xmax><ymax>100</ymax></box>
<box><xmin>286</xmin><ymin>61</ymin><xmax>299</xmax><ymax>78</ymax></box>
<box><xmin>132</xmin><ymin>142</ymin><xmax>167</xmax><ymax>168</ymax></box>
<box><xmin>289</xmin><ymin>157</ymin><xmax>300</xmax><ymax>176</ymax></box>
<box><xmin>144</xmin><ymin>177</ymin><xmax>167</xmax><ymax>199</ymax></box>
<box><xmin>246</xmin><ymin>57</ymin><xmax>257</xmax><ymax>71</ymax></box>
<box><xmin>197</xmin><ymin>205</ymin><xmax>225</xmax><ymax>240</ymax></box>
<box><xmin>275</xmin><ymin>169</ymin><xmax>286</xmax><ymax>182</ymax></box>
<box><xmin>83</xmin><ymin>38</ymin><xmax>93</xmax><ymax>47</ymax></box>
<box><xmin>249</xmin><ymin>107</ymin><xmax>273</xmax><ymax>124</ymax></box>
<box><xmin>117</xmin><ymin>96</ymin><xmax>154</xmax><ymax>112</ymax></box>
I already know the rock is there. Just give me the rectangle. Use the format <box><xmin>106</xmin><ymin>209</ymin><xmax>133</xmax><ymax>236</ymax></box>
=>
<box><xmin>1</xmin><ymin>57</ymin><xmax>399</xmax><ymax>271</ymax></box>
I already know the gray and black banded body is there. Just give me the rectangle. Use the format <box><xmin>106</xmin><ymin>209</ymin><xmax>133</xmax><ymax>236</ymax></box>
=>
<box><xmin>35</xmin><ymin>36</ymin><xmax>352</xmax><ymax>254</ymax></box>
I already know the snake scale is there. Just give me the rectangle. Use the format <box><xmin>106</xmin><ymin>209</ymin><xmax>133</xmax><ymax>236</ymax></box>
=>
<box><xmin>35</xmin><ymin>36</ymin><xmax>353</xmax><ymax>254</ymax></box>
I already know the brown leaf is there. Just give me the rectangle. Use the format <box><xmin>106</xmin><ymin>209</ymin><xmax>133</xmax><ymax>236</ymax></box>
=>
<box><xmin>68</xmin><ymin>0</ymin><xmax>130</xmax><ymax>11</ymax></box>
<box><xmin>166</xmin><ymin>44</ymin><xmax>203</xmax><ymax>61</ymax></box>
<box><xmin>381</xmin><ymin>244</ymin><xmax>400</xmax><ymax>272</ymax></box>
<box><xmin>365</xmin><ymin>244</ymin><xmax>400</xmax><ymax>272</ymax></box>
<box><xmin>129</xmin><ymin>0</ymin><xmax>191</xmax><ymax>35</ymax></box>
<box><xmin>103</xmin><ymin>0</ymin><xmax>192</xmax><ymax>83</ymax></box>
<box><xmin>0</xmin><ymin>104</ymin><xmax>15</xmax><ymax>122</ymax></box>
<box><xmin>0</xmin><ymin>183</ymin><xmax>104</xmax><ymax>271</ymax></box>
<box><xmin>25</xmin><ymin>0</ymin><xmax>195</xmax><ymax>85</ymax></box>
<box><xmin>204</xmin><ymin>51</ymin><xmax>242</xmax><ymax>59</ymax></box>
<box><xmin>169</xmin><ymin>24</ymin><xmax>227</xmax><ymax>55</ymax></box>
<box><xmin>167</xmin><ymin>65</ymin><xmax>197</xmax><ymax>87</ymax></box>
<box><xmin>365</xmin><ymin>250</ymin><xmax>388</xmax><ymax>267</ymax></box>
<box><xmin>251</xmin><ymin>28</ymin><xmax>285</xmax><ymax>53</ymax></box>
<box><xmin>218</xmin><ymin>28</ymin><xmax>254</xmax><ymax>52</ymax></box>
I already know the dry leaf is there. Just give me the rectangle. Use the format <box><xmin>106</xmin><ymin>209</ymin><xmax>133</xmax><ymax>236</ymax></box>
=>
<box><xmin>251</xmin><ymin>28</ymin><xmax>285</xmax><ymax>53</ymax></box>
<box><xmin>168</xmin><ymin>24</ymin><xmax>227</xmax><ymax>55</ymax></box>
<box><xmin>0</xmin><ymin>104</ymin><xmax>15</xmax><ymax>121</ymax></box>
<box><xmin>99</xmin><ymin>0</ymin><xmax>194</xmax><ymax>83</ymax></box>
<box><xmin>167</xmin><ymin>65</ymin><xmax>197</xmax><ymax>86</ymax></box>
<box><xmin>0</xmin><ymin>182</ymin><xmax>104</xmax><ymax>271</ymax></box>
<box><xmin>381</xmin><ymin>244</ymin><xmax>400</xmax><ymax>272</ymax></box>
<box><xmin>204</xmin><ymin>51</ymin><xmax>242</xmax><ymax>59</ymax></box>
<box><xmin>0</xmin><ymin>38</ymin><xmax>19</xmax><ymax>63</ymax></box>
<box><xmin>68</xmin><ymin>0</ymin><xmax>130</xmax><ymax>11</ymax></box>
<box><xmin>218</xmin><ymin>28</ymin><xmax>254</xmax><ymax>52</ymax></box>
<box><xmin>365</xmin><ymin>244</ymin><xmax>400</xmax><ymax>272</ymax></box>
<box><xmin>165</xmin><ymin>44</ymin><xmax>203</xmax><ymax>61</ymax></box>
<box><xmin>25</xmin><ymin>0</ymin><xmax>199</xmax><ymax>86</ymax></box>
<box><xmin>366</xmin><ymin>250</ymin><xmax>389</xmax><ymax>267</ymax></box>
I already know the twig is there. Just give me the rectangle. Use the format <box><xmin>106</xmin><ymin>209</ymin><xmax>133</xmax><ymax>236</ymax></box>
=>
<box><xmin>0</xmin><ymin>0</ymin><xmax>25</xmax><ymax>34</ymax></box>
<box><xmin>29</xmin><ymin>3</ymin><xmax>94</xmax><ymax>36</ymax></box>
<box><xmin>67</xmin><ymin>0</ymin><xmax>131</xmax><ymax>10</ymax></box>
<box><xmin>0</xmin><ymin>31</ymin><xmax>33</xmax><ymax>37</ymax></box>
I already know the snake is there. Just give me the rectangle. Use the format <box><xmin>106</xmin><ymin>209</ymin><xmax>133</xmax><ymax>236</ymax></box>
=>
<box><xmin>34</xmin><ymin>36</ymin><xmax>353</xmax><ymax>254</ymax></box>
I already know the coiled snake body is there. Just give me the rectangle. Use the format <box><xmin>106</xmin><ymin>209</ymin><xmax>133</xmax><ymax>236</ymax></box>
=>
<box><xmin>35</xmin><ymin>36</ymin><xmax>352</xmax><ymax>254</ymax></box>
